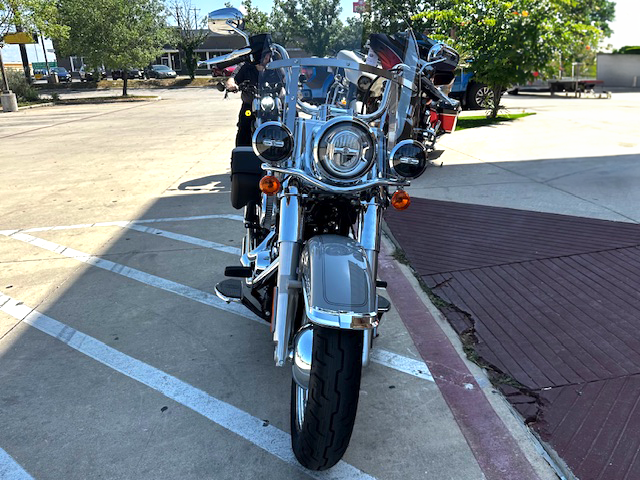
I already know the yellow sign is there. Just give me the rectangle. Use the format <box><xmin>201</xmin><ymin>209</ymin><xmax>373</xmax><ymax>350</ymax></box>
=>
<box><xmin>2</xmin><ymin>32</ymin><xmax>36</xmax><ymax>44</ymax></box>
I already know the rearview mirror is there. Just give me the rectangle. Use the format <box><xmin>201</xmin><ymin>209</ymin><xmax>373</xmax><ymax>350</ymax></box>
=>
<box><xmin>207</xmin><ymin>7</ymin><xmax>245</xmax><ymax>35</ymax></box>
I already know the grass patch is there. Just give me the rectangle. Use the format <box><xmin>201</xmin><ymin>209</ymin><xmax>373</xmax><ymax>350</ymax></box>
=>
<box><xmin>54</xmin><ymin>95</ymin><xmax>159</xmax><ymax>105</ymax></box>
<box><xmin>17</xmin><ymin>99</ymin><xmax>51</xmax><ymax>107</ymax></box>
<box><xmin>456</xmin><ymin>112</ymin><xmax>535</xmax><ymax>131</ymax></box>
<box><xmin>97</xmin><ymin>77</ymin><xmax>224</xmax><ymax>89</ymax></box>
<box><xmin>34</xmin><ymin>76</ymin><xmax>225</xmax><ymax>92</ymax></box>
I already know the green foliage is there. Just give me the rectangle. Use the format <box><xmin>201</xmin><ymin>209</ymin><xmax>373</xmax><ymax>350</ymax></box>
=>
<box><xmin>0</xmin><ymin>0</ymin><xmax>69</xmax><ymax>39</ymax></box>
<box><xmin>166</xmin><ymin>0</ymin><xmax>209</xmax><ymax>80</ymax></box>
<box><xmin>615</xmin><ymin>46</ymin><xmax>640</xmax><ymax>55</ymax></box>
<box><xmin>0</xmin><ymin>69</ymin><xmax>39</xmax><ymax>101</ymax></box>
<box><xmin>415</xmin><ymin>0</ymin><xmax>613</xmax><ymax>118</ymax></box>
<box><xmin>242</xmin><ymin>0</ymin><xmax>269</xmax><ymax>35</ymax></box>
<box><xmin>270</xmin><ymin>0</ymin><xmax>346</xmax><ymax>56</ymax></box>
<box><xmin>57</xmin><ymin>0</ymin><xmax>169</xmax><ymax>95</ymax></box>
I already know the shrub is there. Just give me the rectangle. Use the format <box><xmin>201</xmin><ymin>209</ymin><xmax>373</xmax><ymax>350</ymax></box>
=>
<box><xmin>0</xmin><ymin>70</ymin><xmax>40</xmax><ymax>102</ymax></box>
<box><xmin>615</xmin><ymin>46</ymin><xmax>640</xmax><ymax>55</ymax></box>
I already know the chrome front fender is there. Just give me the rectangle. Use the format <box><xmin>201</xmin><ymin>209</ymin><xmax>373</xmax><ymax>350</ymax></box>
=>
<box><xmin>299</xmin><ymin>234</ymin><xmax>378</xmax><ymax>330</ymax></box>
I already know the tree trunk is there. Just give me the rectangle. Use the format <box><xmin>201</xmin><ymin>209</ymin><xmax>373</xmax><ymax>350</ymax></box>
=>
<box><xmin>489</xmin><ymin>84</ymin><xmax>503</xmax><ymax>119</ymax></box>
<box><xmin>123</xmin><ymin>74</ymin><xmax>128</xmax><ymax>96</ymax></box>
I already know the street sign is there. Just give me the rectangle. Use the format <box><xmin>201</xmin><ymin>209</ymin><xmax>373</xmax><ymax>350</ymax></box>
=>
<box><xmin>353</xmin><ymin>2</ymin><xmax>365</xmax><ymax>13</ymax></box>
<box><xmin>2</xmin><ymin>32</ymin><xmax>36</xmax><ymax>44</ymax></box>
<box><xmin>32</xmin><ymin>62</ymin><xmax>57</xmax><ymax>70</ymax></box>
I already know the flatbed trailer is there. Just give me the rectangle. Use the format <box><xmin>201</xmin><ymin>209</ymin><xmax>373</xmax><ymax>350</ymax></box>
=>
<box><xmin>548</xmin><ymin>78</ymin><xmax>611</xmax><ymax>98</ymax></box>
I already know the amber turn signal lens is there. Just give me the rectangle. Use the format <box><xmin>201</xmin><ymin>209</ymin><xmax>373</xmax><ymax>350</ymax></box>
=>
<box><xmin>391</xmin><ymin>190</ymin><xmax>411</xmax><ymax>210</ymax></box>
<box><xmin>260</xmin><ymin>175</ymin><xmax>281</xmax><ymax>195</ymax></box>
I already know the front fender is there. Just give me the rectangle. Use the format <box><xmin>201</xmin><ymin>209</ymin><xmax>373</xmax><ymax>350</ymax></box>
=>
<box><xmin>299</xmin><ymin>234</ymin><xmax>378</xmax><ymax>329</ymax></box>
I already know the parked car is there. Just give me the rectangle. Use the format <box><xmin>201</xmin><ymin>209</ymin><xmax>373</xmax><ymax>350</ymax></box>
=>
<box><xmin>111</xmin><ymin>68</ymin><xmax>145</xmax><ymax>80</ymax></box>
<box><xmin>33</xmin><ymin>69</ymin><xmax>48</xmax><ymax>80</ymax></box>
<box><xmin>48</xmin><ymin>67</ymin><xmax>72</xmax><ymax>83</ymax></box>
<box><xmin>211</xmin><ymin>65</ymin><xmax>236</xmax><ymax>77</ymax></box>
<box><xmin>144</xmin><ymin>64</ymin><xmax>177</xmax><ymax>79</ymax></box>
<box><xmin>79</xmin><ymin>66</ymin><xmax>107</xmax><ymax>82</ymax></box>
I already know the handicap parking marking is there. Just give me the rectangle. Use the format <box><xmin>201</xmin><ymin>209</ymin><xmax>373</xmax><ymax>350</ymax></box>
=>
<box><xmin>0</xmin><ymin>294</ymin><xmax>375</xmax><ymax>480</ymax></box>
<box><xmin>1</xmin><ymin>229</ymin><xmax>434</xmax><ymax>383</ymax></box>
<box><xmin>0</xmin><ymin>447</ymin><xmax>33</xmax><ymax>480</ymax></box>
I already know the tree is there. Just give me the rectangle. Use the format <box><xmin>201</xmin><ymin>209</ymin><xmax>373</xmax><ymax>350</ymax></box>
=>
<box><xmin>270</xmin><ymin>0</ymin><xmax>301</xmax><ymax>47</ymax></box>
<box><xmin>415</xmin><ymin>0</ymin><xmax>610</xmax><ymax>118</ymax></box>
<box><xmin>1</xmin><ymin>0</ymin><xmax>68</xmax><ymax>88</ymax></box>
<box><xmin>167</xmin><ymin>0</ymin><xmax>209</xmax><ymax>80</ymax></box>
<box><xmin>57</xmin><ymin>0</ymin><xmax>169</xmax><ymax>96</ymax></box>
<box><xmin>270</xmin><ymin>0</ymin><xmax>345</xmax><ymax>56</ymax></box>
<box><xmin>241</xmin><ymin>0</ymin><xmax>269</xmax><ymax>35</ymax></box>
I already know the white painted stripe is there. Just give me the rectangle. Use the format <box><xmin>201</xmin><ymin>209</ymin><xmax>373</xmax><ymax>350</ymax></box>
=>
<box><xmin>369</xmin><ymin>349</ymin><xmax>434</xmax><ymax>382</ymax></box>
<box><xmin>3</xmin><ymin>232</ymin><xmax>261</xmax><ymax>324</ymax></box>
<box><xmin>0</xmin><ymin>295</ymin><xmax>373</xmax><ymax>480</ymax></box>
<box><xmin>1</xmin><ymin>232</ymin><xmax>433</xmax><ymax>383</ymax></box>
<box><xmin>20</xmin><ymin>214</ymin><xmax>244</xmax><ymax>233</ymax></box>
<box><xmin>124</xmin><ymin>223</ymin><xmax>241</xmax><ymax>256</ymax></box>
<box><xmin>0</xmin><ymin>447</ymin><xmax>33</xmax><ymax>480</ymax></box>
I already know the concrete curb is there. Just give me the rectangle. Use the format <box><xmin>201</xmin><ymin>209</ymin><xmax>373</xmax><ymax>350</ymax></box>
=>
<box><xmin>16</xmin><ymin>102</ymin><xmax>54</xmax><ymax>111</ymax></box>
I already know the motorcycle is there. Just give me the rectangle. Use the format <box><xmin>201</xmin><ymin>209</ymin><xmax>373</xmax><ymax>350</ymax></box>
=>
<box><xmin>205</xmin><ymin>7</ymin><xmax>460</xmax><ymax>470</ymax></box>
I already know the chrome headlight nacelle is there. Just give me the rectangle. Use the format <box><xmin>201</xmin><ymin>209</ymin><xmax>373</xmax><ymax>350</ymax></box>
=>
<box><xmin>313</xmin><ymin>117</ymin><xmax>376</xmax><ymax>183</ymax></box>
<box><xmin>389</xmin><ymin>140</ymin><xmax>428</xmax><ymax>179</ymax></box>
<box><xmin>252</xmin><ymin>121</ymin><xmax>294</xmax><ymax>164</ymax></box>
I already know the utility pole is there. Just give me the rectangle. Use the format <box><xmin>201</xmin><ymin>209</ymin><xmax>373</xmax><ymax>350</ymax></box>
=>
<box><xmin>191</xmin><ymin>8</ymin><xmax>201</xmax><ymax>28</ymax></box>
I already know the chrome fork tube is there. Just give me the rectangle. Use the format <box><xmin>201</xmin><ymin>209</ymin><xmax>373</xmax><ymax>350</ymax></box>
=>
<box><xmin>273</xmin><ymin>184</ymin><xmax>303</xmax><ymax>366</ymax></box>
<box><xmin>358</xmin><ymin>196</ymin><xmax>382</xmax><ymax>367</ymax></box>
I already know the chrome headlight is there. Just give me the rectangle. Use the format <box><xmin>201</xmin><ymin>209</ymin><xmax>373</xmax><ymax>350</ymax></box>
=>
<box><xmin>314</xmin><ymin>118</ymin><xmax>375</xmax><ymax>181</ymax></box>
<box><xmin>260</xmin><ymin>96</ymin><xmax>275</xmax><ymax>112</ymax></box>
<box><xmin>252</xmin><ymin>121</ymin><xmax>293</xmax><ymax>163</ymax></box>
<box><xmin>389</xmin><ymin>140</ymin><xmax>428</xmax><ymax>179</ymax></box>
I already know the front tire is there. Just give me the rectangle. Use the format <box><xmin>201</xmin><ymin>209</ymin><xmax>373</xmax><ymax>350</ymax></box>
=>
<box><xmin>291</xmin><ymin>327</ymin><xmax>363</xmax><ymax>471</ymax></box>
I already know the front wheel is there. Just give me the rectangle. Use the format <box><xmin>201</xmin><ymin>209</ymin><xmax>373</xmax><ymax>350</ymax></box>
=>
<box><xmin>291</xmin><ymin>327</ymin><xmax>363</xmax><ymax>471</ymax></box>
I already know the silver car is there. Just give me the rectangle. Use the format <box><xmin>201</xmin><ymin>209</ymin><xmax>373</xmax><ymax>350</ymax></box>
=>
<box><xmin>146</xmin><ymin>65</ymin><xmax>177</xmax><ymax>79</ymax></box>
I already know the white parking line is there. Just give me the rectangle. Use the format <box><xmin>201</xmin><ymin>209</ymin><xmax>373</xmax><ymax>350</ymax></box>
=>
<box><xmin>369</xmin><ymin>349</ymin><xmax>434</xmax><ymax>382</ymax></box>
<box><xmin>13</xmin><ymin>214</ymin><xmax>244</xmax><ymax>234</ymax></box>
<box><xmin>0</xmin><ymin>447</ymin><xmax>33</xmax><ymax>480</ymax></box>
<box><xmin>0</xmin><ymin>295</ymin><xmax>374</xmax><ymax>480</ymax></box>
<box><xmin>1</xmin><ymin>231</ymin><xmax>434</xmax><ymax>383</ymax></box>
<box><xmin>3</xmin><ymin>231</ymin><xmax>260</xmax><ymax>323</ymax></box>
<box><xmin>123</xmin><ymin>223</ymin><xmax>241</xmax><ymax>255</ymax></box>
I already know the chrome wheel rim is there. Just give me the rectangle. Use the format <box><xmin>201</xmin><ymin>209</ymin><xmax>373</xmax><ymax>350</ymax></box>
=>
<box><xmin>476</xmin><ymin>86</ymin><xmax>494</xmax><ymax>108</ymax></box>
<box><xmin>295</xmin><ymin>384</ymin><xmax>309</xmax><ymax>430</ymax></box>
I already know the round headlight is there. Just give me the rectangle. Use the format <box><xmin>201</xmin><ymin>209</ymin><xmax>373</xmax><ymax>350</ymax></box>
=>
<box><xmin>314</xmin><ymin>118</ymin><xmax>375</xmax><ymax>181</ymax></box>
<box><xmin>390</xmin><ymin>140</ymin><xmax>428</xmax><ymax>179</ymax></box>
<box><xmin>252</xmin><ymin>122</ymin><xmax>293</xmax><ymax>163</ymax></box>
<box><xmin>260</xmin><ymin>95</ymin><xmax>275</xmax><ymax>112</ymax></box>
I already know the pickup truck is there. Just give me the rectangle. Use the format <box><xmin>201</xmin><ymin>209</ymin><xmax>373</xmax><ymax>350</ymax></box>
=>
<box><xmin>449</xmin><ymin>69</ymin><xmax>493</xmax><ymax>110</ymax></box>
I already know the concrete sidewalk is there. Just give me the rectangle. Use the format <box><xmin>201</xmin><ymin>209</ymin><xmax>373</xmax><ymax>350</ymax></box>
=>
<box><xmin>386</xmin><ymin>92</ymin><xmax>640</xmax><ymax>479</ymax></box>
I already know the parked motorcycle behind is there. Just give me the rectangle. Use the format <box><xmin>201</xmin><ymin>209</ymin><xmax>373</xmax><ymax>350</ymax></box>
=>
<box><xmin>204</xmin><ymin>7</ymin><xmax>460</xmax><ymax>470</ymax></box>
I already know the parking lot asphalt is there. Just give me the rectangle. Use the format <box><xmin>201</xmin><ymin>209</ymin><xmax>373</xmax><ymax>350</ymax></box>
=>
<box><xmin>0</xmin><ymin>88</ymin><xmax>559</xmax><ymax>479</ymax></box>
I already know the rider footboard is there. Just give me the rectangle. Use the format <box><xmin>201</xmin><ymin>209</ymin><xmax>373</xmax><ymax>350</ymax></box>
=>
<box><xmin>230</xmin><ymin>147</ymin><xmax>263</xmax><ymax>209</ymax></box>
<box><xmin>299</xmin><ymin>234</ymin><xmax>378</xmax><ymax>329</ymax></box>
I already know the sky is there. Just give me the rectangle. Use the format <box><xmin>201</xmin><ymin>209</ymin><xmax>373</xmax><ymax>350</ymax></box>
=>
<box><xmin>1</xmin><ymin>0</ymin><xmax>638</xmax><ymax>64</ymax></box>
